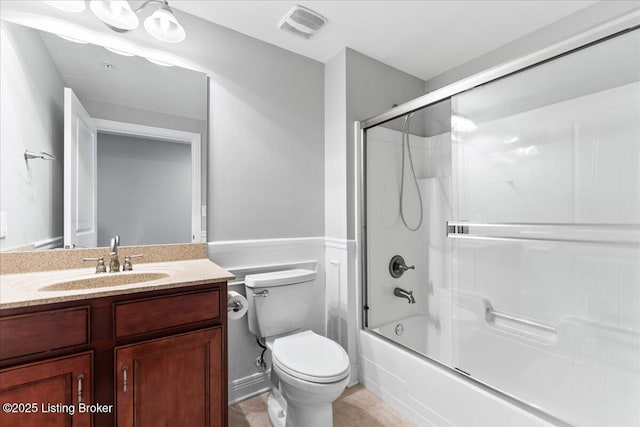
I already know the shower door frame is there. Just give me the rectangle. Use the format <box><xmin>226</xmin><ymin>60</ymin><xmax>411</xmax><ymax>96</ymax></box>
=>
<box><xmin>355</xmin><ymin>10</ymin><xmax>640</xmax><ymax>423</ymax></box>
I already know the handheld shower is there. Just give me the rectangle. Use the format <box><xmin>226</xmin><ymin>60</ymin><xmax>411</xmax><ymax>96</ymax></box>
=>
<box><xmin>400</xmin><ymin>112</ymin><xmax>423</xmax><ymax>231</ymax></box>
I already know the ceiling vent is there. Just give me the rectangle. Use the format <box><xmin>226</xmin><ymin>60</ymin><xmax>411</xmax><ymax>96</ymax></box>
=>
<box><xmin>278</xmin><ymin>5</ymin><xmax>327</xmax><ymax>39</ymax></box>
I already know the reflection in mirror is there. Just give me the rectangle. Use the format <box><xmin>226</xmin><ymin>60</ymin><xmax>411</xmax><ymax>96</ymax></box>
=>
<box><xmin>0</xmin><ymin>20</ymin><xmax>207</xmax><ymax>251</ymax></box>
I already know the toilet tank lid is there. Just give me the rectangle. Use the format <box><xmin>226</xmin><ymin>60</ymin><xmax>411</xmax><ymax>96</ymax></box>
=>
<box><xmin>245</xmin><ymin>269</ymin><xmax>316</xmax><ymax>288</ymax></box>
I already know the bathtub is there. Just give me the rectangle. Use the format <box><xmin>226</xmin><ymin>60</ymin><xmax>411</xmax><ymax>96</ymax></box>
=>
<box><xmin>373</xmin><ymin>315</ymin><xmax>428</xmax><ymax>355</ymax></box>
<box><xmin>361</xmin><ymin>315</ymin><xmax>559</xmax><ymax>427</ymax></box>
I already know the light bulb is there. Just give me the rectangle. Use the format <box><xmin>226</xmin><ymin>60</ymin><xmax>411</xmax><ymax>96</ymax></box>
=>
<box><xmin>89</xmin><ymin>0</ymin><xmax>139</xmax><ymax>31</ymax></box>
<box><xmin>144</xmin><ymin>5</ymin><xmax>186</xmax><ymax>43</ymax></box>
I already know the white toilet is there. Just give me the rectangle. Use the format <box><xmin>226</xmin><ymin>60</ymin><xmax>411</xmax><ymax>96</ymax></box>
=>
<box><xmin>244</xmin><ymin>269</ymin><xmax>351</xmax><ymax>427</ymax></box>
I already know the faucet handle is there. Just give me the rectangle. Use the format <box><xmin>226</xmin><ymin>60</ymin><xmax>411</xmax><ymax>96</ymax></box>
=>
<box><xmin>83</xmin><ymin>257</ymin><xmax>106</xmax><ymax>273</ymax></box>
<box><xmin>389</xmin><ymin>255</ymin><xmax>415</xmax><ymax>278</ymax></box>
<box><xmin>122</xmin><ymin>254</ymin><xmax>143</xmax><ymax>271</ymax></box>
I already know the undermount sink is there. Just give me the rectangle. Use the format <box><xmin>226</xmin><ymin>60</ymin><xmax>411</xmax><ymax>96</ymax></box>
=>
<box><xmin>40</xmin><ymin>272</ymin><xmax>170</xmax><ymax>292</ymax></box>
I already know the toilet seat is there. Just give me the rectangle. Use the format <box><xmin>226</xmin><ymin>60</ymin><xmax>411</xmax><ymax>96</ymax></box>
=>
<box><xmin>272</xmin><ymin>330</ymin><xmax>350</xmax><ymax>384</ymax></box>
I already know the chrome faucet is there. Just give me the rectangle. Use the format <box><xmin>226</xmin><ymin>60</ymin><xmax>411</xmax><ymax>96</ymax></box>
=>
<box><xmin>394</xmin><ymin>287</ymin><xmax>416</xmax><ymax>304</ymax></box>
<box><xmin>109</xmin><ymin>234</ymin><xmax>120</xmax><ymax>273</ymax></box>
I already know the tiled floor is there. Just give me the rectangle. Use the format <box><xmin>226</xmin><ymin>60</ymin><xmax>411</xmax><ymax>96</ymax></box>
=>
<box><xmin>229</xmin><ymin>384</ymin><xmax>413</xmax><ymax>427</ymax></box>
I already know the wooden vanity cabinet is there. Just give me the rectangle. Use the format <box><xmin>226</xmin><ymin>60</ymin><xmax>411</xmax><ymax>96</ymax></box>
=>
<box><xmin>0</xmin><ymin>281</ymin><xmax>227</xmax><ymax>427</ymax></box>
<box><xmin>0</xmin><ymin>351</ymin><xmax>93</xmax><ymax>427</ymax></box>
<box><xmin>115</xmin><ymin>327</ymin><xmax>223</xmax><ymax>426</ymax></box>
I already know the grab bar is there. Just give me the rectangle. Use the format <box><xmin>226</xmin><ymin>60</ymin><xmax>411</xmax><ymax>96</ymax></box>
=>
<box><xmin>486</xmin><ymin>307</ymin><xmax>557</xmax><ymax>334</ymax></box>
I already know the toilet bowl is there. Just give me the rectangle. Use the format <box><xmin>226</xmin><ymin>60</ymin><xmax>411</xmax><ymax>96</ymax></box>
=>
<box><xmin>268</xmin><ymin>330</ymin><xmax>351</xmax><ymax>427</ymax></box>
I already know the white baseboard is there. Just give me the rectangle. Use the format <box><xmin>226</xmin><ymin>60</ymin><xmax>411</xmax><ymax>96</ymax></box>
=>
<box><xmin>229</xmin><ymin>370</ymin><xmax>272</xmax><ymax>405</ymax></box>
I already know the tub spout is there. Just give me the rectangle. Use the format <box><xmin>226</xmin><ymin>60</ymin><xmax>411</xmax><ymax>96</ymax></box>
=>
<box><xmin>394</xmin><ymin>287</ymin><xmax>415</xmax><ymax>304</ymax></box>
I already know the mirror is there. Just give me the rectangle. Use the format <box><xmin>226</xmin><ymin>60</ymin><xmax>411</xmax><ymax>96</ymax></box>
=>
<box><xmin>0</xmin><ymin>20</ymin><xmax>208</xmax><ymax>250</ymax></box>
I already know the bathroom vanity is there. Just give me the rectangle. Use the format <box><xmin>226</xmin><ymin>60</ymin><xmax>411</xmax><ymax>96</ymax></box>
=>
<box><xmin>0</xmin><ymin>244</ymin><xmax>233</xmax><ymax>427</ymax></box>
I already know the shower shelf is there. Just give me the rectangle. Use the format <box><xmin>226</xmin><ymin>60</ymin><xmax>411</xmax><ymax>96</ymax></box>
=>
<box><xmin>447</xmin><ymin>222</ymin><xmax>640</xmax><ymax>246</ymax></box>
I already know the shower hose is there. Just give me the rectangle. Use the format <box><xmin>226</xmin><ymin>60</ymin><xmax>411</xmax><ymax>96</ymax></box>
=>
<box><xmin>400</xmin><ymin>112</ymin><xmax>423</xmax><ymax>231</ymax></box>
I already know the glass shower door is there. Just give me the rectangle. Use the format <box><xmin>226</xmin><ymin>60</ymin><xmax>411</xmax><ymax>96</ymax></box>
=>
<box><xmin>450</xmin><ymin>29</ymin><xmax>640</xmax><ymax>425</ymax></box>
<box><xmin>364</xmin><ymin>100</ymin><xmax>454</xmax><ymax>366</ymax></box>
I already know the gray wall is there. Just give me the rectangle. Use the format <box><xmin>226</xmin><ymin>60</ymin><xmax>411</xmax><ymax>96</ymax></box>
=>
<box><xmin>344</xmin><ymin>49</ymin><xmax>426</xmax><ymax>240</ymax></box>
<box><xmin>201</xmin><ymin>21</ymin><xmax>325</xmax><ymax>241</ymax></box>
<box><xmin>97</xmin><ymin>133</ymin><xmax>191</xmax><ymax>247</ymax></box>
<box><xmin>1</xmin><ymin>1</ymin><xmax>326</xmax><ymax>242</ymax></box>
<box><xmin>68</xmin><ymin>10</ymin><xmax>327</xmax><ymax>242</ymax></box>
<box><xmin>324</xmin><ymin>48</ymin><xmax>426</xmax><ymax>240</ymax></box>
<box><xmin>0</xmin><ymin>21</ymin><xmax>64</xmax><ymax>250</ymax></box>
<box><xmin>425</xmin><ymin>1</ymin><xmax>640</xmax><ymax>92</ymax></box>
<box><xmin>115</xmin><ymin>5</ymin><xmax>326</xmax><ymax>241</ymax></box>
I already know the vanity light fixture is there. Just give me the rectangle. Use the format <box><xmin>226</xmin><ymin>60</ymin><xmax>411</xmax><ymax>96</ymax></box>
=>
<box><xmin>89</xmin><ymin>1</ymin><xmax>138</xmax><ymax>31</ymax></box>
<box><xmin>87</xmin><ymin>0</ymin><xmax>186</xmax><ymax>43</ymax></box>
<box><xmin>143</xmin><ymin>2</ymin><xmax>186</xmax><ymax>43</ymax></box>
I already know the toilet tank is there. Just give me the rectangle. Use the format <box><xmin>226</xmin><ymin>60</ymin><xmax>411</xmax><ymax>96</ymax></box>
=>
<box><xmin>244</xmin><ymin>269</ymin><xmax>316</xmax><ymax>338</ymax></box>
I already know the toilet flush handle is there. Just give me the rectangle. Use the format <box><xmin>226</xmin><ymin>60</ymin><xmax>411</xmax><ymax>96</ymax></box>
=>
<box><xmin>252</xmin><ymin>290</ymin><xmax>269</xmax><ymax>298</ymax></box>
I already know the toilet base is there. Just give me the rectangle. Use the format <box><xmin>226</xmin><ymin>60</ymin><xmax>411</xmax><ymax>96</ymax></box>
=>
<box><xmin>283</xmin><ymin>399</ymin><xmax>334</xmax><ymax>427</ymax></box>
<box><xmin>267</xmin><ymin>388</ymin><xmax>335</xmax><ymax>427</ymax></box>
<box><xmin>267</xmin><ymin>390</ymin><xmax>286</xmax><ymax>427</ymax></box>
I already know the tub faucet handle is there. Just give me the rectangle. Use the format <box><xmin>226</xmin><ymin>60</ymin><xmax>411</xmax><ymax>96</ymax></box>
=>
<box><xmin>389</xmin><ymin>255</ymin><xmax>414</xmax><ymax>278</ymax></box>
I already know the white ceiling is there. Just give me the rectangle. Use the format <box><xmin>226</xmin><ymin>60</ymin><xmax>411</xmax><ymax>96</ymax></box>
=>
<box><xmin>172</xmin><ymin>0</ymin><xmax>597</xmax><ymax>81</ymax></box>
<box><xmin>38</xmin><ymin>29</ymin><xmax>207</xmax><ymax>121</ymax></box>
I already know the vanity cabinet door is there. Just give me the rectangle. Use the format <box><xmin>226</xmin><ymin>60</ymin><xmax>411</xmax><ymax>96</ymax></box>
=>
<box><xmin>115</xmin><ymin>327</ymin><xmax>223</xmax><ymax>427</ymax></box>
<box><xmin>0</xmin><ymin>351</ymin><xmax>93</xmax><ymax>427</ymax></box>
